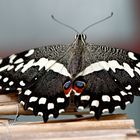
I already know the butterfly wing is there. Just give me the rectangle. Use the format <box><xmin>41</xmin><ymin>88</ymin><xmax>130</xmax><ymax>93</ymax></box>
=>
<box><xmin>20</xmin><ymin>71</ymin><xmax>70</xmax><ymax>122</ymax></box>
<box><xmin>74</xmin><ymin>44</ymin><xmax>140</xmax><ymax>119</ymax></box>
<box><xmin>0</xmin><ymin>45</ymin><xmax>71</xmax><ymax>122</ymax></box>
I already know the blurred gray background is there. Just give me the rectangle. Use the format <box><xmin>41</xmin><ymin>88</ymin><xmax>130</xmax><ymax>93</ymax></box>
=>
<box><xmin>0</xmin><ymin>0</ymin><xmax>140</xmax><ymax>128</ymax></box>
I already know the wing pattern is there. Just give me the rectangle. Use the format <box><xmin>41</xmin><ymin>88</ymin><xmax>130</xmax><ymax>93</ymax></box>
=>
<box><xmin>0</xmin><ymin>34</ymin><xmax>140</xmax><ymax>122</ymax></box>
<box><xmin>74</xmin><ymin>44</ymin><xmax>140</xmax><ymax>118</ymax></box>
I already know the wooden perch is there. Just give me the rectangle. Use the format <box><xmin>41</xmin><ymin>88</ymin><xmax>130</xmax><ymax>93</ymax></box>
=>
<box><xmin>0</xmin><ymin>119</ymin><xmax>138</xmax><ymax>140</ymax></box>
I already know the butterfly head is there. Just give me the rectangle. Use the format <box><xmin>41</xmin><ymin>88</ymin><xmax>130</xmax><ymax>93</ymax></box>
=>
<box><xmin>74</xmin><ymin>34</ymin><xmax>87</xmax><ymax>45</ymax></box>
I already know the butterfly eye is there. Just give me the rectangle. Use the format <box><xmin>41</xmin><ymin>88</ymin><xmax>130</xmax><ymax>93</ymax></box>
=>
<box><xmin>63</xmin><ymin>80</ymin><xmax>72</xmax><ymax>96</ymax></box>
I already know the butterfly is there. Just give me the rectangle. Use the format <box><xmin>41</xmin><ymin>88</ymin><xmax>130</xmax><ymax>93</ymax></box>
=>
<box><xmin>0</xmin><ymin>13</ymin><xmax>140</xmax><ymax>122</ymax></box>
<box><xmin>0</xmin><ymin>33</ymin><xmax>140</xmax><ymax>122</ymax></box>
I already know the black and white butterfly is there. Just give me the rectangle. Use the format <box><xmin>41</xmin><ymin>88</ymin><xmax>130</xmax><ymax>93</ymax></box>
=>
<box><xmin>0</xmin><ymin>33</ymin><xmax>140</xmax><ymax>122</ymax></box>
<box><xmin>0</xmin><ymin>13</ymin><xmax>140</xmax><ymax>122</ymax></box>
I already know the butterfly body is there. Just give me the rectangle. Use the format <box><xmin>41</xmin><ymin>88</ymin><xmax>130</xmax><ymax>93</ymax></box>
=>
<box><xmin>0</xmin><ymin>34</ymin><xmax>140</xmax><ymax>122</ymax></box>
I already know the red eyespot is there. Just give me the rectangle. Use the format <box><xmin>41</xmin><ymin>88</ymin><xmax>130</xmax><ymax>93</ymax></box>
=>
<box><xmin>73</xmin><ymin>81</ymin><xmax>86</xmax><ymax>95</ymax></box>
<box><xmin>63</xmin><ymin>80</ymin><xmax>72</xmax><ymax>96</ymax></box>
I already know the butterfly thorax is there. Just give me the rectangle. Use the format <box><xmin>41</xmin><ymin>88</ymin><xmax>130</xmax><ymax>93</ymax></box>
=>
<box><xmin>67</xmin><ymin>34</ymin><xmax>87</xmax><ymax>77</ymax></box>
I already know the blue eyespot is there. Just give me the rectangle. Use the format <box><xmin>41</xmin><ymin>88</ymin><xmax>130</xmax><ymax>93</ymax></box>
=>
<box><xmin>75</xmin><ymin>81</ymin><xmax>85</xmax><ymax>88</ymax></box>
<box><xmin>64</xmin><ymin>80</ymin><xmax>72</xmax><ymax>89</ymax></box>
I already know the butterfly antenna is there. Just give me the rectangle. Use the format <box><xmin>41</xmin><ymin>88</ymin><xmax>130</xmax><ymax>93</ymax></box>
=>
<box><xmin>81</xmin><ymin>12</ymin><xmax>113</xmax><ymax>34</ymax></box>
<box><xmin>51</xmin><ymin>15</ymin><xmax>79</xmax><ymax>34</ymax></box>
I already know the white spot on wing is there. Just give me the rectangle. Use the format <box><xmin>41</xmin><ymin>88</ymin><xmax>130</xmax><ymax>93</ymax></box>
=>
<box><xmin>0</xmin><ymin>86</ymin><xmax>2</xmax><ymax>89</ymax></box>
<box><xmin>38</xmin><ymin>112</ymin><xmax>43</xmax><ymax>116</ymax></box>
<box><xmin>125</xmin><ymin>101</ymin><xmax>130</xmax><ymax>105</ymax></box>
<box><xmin>9</xmin><ymin>54</ymin><xmax>16</xmax><ymax>63</ymax></box>
<box><xmin>120</xmin><ymin>91</ymin><xmax>127</xmax><ymax>96</ymax></box>
<box><xmin>14</xmin><ymin>58</ymin><xmax>24</xmax><ymax>64</ymax></box>
<box><xmin>15</xmin><ymin>63</ymin><xmax>24</xmax><ymax>71</ymax></box>
<box><xmin>19</xmin><ymin>80</ymin><xmax>26</xmax><ymax>86</ymax></box>
<box><xmin>112</xmin><ymin>95</ymin><xmax>121</xmax><ymax>101</ymax></box>
<box><xmin>39</xmin><ymin>97</ymin><xmax>47</xmax><ymax>104</ymax></box>
<box><xmin>29</xmin><ymin>97</ymin><xmax>38</xmax><ymax>102</ymax></box>
<box><xmin>9</xmin><ymin>81</ymin><xmax>14</xmax><ymax>86</ymax></box>
<box><xmin>59</xmin><ymin>109</ymin><xmax>65</xmax><ymax>113</ymax></box>
<box><xmin>102</xmin><ymin>109</ymin><xmax>109</xmax><ymax>113</ymax></box>
<box><xmin>128</xmin><ymin>92</ymin><xmax>132</xmax><ymax>95</ymax></box>
<box><xmin>125</xmin><ymin>85</ymin><xmax>131</xmax><ymax>90</ymax></box>
<box><xmin>48</xmin><ymin>114</ymin><xmax>54</xmax><ymax>118</ymax></box>
<box><xmin>102</xmin><ymin>95</ymin><xmax>110</xmax><ymax>102</ymax></box>
<box><xmin>81</xmin><ymin>95</ymin><xmax>90</xmax><ymax>101</ymax></box>
<box><xmin>136</xmin><ymin>62</ymin><xmax>140</xmax><ymax>68</ymax></box>
<box><xmin>78</xmin><ymin>106</ymin><xmax>84</xmax><ymax>110</ymax></box>
<box><xmin>0</xmin><ymin>65</ymin><xmax>10</xmax><ymax>72</ymax></box>
<box><xmin>17</xmin><ymin>88</ymin><xmax>22</xmax><ymax>94</ymax></box>
<box><xmin>57</xmin><ymin>97</ymin><xmax>65</xmax><ymax>103</ymax></box>
<box><xmin>3</xmin><ymin>77</ymin><xmax>9</xmax><ymax>82</ymax></box>
<box><xmin>28</xmin><ymin>107</ymin><xmax>33</xmax><ymax>111</ymax></box>
<box><xmin>21</xmin><ymin>59</ymin><xmax>35</xmax><ymax>73</ymax></box>
<box><xmin>20</xmin><ymin>101</ymin><xmax>25</xmax><ymax>106</ymax></box>
<box><xmin>47</xmin><ymin>103</ymin><xmax>54</xmax><ymax>110</ymax></box>
<box><xmin>17</xmin><ymin>87</ymin><xmax>22</xmax><ymax>91</ymax></box>
<box><xmin>25</xmin><ymin>49</ymin><xmax>34</xmax><ymax>57</ymax></box>
<box><xmin>90</xmin><ymin>111</ymin><xmax>95</xmax><ymax>115</ymax></box>
<box><xmin>123</xmin><ymin>63</ymin><xmax>134</xmax><ymax>77</ymax></box>
<box><xmin>6</xmin><ymin>87</ymin><xmax>10</xmax><ymax>91</ymax></box>
<box><xmin>7</xmin><ymin>65</ymin><xmax>14</xmax><ymax>71</ymax></box>
<box><xmin>128</xmin><ymin>52</ymin><xmax>137</xmax><ymax>60</ymax></box>
<box><xmin>134</xmin><ymin>67</ymin><xmax>140</xmax><ymax>76</ymax></box>
<box><xmin>91</xmin><ymin>100</ymin><xmax>99</xmax><ymax>107</ymax></box>
<box><xmin>24</xmin><ymin>89</ymin><xmax>32</xmax><ymax>95</ymax></box>
<box><xmin>0</xmin><ymin>75</ymin><xmax>2</xmax><ymax>79</ymax></box>
<box><xmin>115</xmin><ymin>106</ymin><xmax>120</xmax><ymax>109</ymax></box>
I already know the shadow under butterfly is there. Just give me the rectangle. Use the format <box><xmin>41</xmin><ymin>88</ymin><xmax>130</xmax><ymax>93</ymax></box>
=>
<box><xmin>0</xmin><ymin>12</ymin><xmax>140</xmax><ymax>122</ymax></box>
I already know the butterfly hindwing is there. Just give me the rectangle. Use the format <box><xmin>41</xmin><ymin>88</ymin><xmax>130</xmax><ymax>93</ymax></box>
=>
<box><xmin>19</xmin><ymin>70</ymin><xmax>70</xmax><ymax>122</ymax></box>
